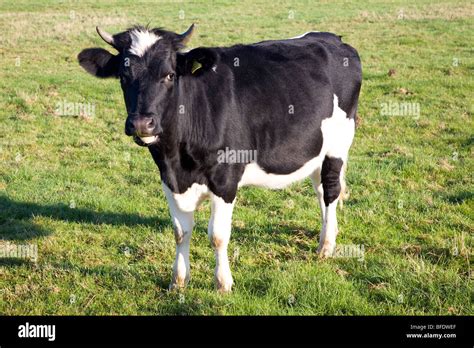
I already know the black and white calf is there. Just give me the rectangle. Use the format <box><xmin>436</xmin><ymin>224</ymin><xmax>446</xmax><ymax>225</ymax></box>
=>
<box><xmin>78</xmin><ymin>24</ymin><xmax>362</xmax><ymax>292</ymax></box>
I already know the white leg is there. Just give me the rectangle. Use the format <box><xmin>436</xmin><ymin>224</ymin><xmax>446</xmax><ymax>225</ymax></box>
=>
<box><xmin>170</xmin><ymin>209</ymin><xmax>193</xmax><ymax>289</ymax></box>
<box><xmin>208</xmin><ymin>194</ymin><xmax>235</xmax><ymax>292</ymax></box>
<box><xmin>163</xmin><ymin>184</ymin><xmax>195</xmax><ymax>290</ymax></box>
<box><xmin>318</xmin><ymin>200</ymin><xmax>338</xmax><ymax>258</ymax></box>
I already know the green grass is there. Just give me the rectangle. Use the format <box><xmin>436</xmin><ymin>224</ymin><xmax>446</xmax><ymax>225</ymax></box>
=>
<box><xmin>0</xmin><ymin>0</ymin><xmax>473</xmax><ymax>315</ymax></box>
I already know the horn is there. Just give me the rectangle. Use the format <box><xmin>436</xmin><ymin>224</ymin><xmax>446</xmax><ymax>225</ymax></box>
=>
<box><xmin>179</xmin><ymin>23</ymin><xmax>195</xmax><ymax>45</ymax></box>
<box><xmin>96</xmin><ymin>26</ymin><xmax>115</xmax><ymax>46</ymax></box>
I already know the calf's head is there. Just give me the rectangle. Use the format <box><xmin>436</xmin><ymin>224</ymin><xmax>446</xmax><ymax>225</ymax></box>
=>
<box><xmin>78</xmin><ymin>24</ymin><xmax>199</xmax><ymax>146</ymax></box>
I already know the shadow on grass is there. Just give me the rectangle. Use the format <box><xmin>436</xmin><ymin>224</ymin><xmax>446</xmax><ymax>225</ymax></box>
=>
<box><xmin>0</xmin><ymin>195</ymin><xmax>169</xmax><ymax>241</ymax></box>
<box><xmin>50</xmin><ymin>259</ymin><xmax>171</xmax><ymax>291</ymax></box>
<box><xmin>440</xmin><ymin>190</ymin><xmax>473</xmax><ymax>204</ymax></box>
<box><xmin>231</xmin><ymin>221</ymin><xmax>319</xmax><ymax>259</ymax></box>
<box><xmin>0</xmin><ymin>258</ymin><xmax>36</xmax><ymax>267</ymax></box>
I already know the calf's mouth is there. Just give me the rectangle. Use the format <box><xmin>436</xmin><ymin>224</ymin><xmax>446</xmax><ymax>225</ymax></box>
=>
<box><xmin>133</xmin><ymin>135</ymin><xmax>159</xmax><ymax>147</ymax></box>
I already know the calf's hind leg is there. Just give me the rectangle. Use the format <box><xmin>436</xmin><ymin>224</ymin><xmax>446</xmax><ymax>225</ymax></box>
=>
<box><xmin>318</xmin><ymin>156</ymin><xmax>344</xmax><ymax>258</ymax></box>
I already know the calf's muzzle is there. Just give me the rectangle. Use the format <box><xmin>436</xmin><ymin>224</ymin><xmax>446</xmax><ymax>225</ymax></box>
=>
<box><xmin>125</xmin><ymin>116</ymin><xmax>156</xmax><ymax>137</ymax></box>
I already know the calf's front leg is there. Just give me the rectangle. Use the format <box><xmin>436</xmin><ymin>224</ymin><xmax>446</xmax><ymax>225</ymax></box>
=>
<box><xmin>163</xmin><ymin>184</ymin><xmax>195</xmax><ymax>290</ymax></box>
<box><xmin>208</xmin><ymin>193</ymin><xmax>235</xmax><ymax>293</ymax></box>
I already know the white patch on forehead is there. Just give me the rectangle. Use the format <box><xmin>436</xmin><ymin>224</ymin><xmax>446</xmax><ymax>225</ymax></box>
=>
<box><xmin>129</xmin><ymin>29</ymin><xmax>160</xmax><ymax>57</ymax></box>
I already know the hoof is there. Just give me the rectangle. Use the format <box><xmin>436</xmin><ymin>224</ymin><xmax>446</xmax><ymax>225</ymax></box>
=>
<box><xmin>215</xmin><ymin>275</ymin><xmax>233</xmax><ymax>293</ymax></box>
<box><xmin>216</xmin><ymin>283</ymin><xmax>233</xmax><ymax>293</ymax></box>
<box><xmin>318</xmin><ymin>241</ymin><xmax>336</xmax><ymax>259</ymax></box>
<box><xmin>169</xmin><ymin>274</ymin><xmax>189</xmax><ymax>291</ymax></box>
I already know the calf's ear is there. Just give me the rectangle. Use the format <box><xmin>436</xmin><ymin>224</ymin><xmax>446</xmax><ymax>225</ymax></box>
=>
<box><xmin>77</xmin><ymin>48</ymin><xmax>120</xmax><ymax>78</ymax></box>
<box><xmin>177</xmin><ymin>48</ymin><xmax>219</xmax><ymax>77</ymax></box>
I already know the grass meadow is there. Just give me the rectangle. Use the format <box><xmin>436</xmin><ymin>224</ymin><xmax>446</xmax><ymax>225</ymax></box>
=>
<box><xmin>0</xmin><ymin>0</ymin><xmax>472</xmax><ymax>315</ymax></box>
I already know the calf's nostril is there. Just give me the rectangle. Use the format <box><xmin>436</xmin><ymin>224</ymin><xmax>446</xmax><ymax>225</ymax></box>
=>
<box><xmin>145</xmin><ymin>118</ymin><xmax>155</xmax><ymax>131</ymax></box>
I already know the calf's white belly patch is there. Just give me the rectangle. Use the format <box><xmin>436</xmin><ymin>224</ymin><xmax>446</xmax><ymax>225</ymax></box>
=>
<box><xmin>238</xmin><ymin>156</ymin><xmax>324</xmax><ymax>189</ymax></box>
